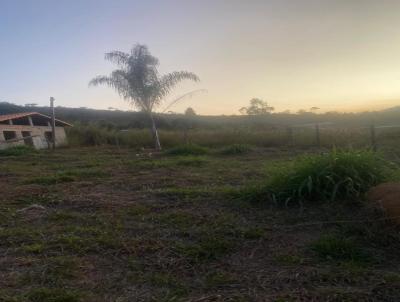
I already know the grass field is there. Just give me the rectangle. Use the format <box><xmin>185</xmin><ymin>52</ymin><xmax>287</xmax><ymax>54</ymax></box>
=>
<box><xmin>1</xmin><ymin>146</ymin><xmax>400</xmax><ymax>301</ymax></box>
<box><xmin>66</xmin><ymin>124</ymin><xmax>400</xmax><ymax>151</ymax></box>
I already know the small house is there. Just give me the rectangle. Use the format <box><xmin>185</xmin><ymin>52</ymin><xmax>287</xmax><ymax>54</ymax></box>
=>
<box><xmin>0</xmin><ymin>112</ymin><xmax>72</xmax><ymax>150</ymax></box>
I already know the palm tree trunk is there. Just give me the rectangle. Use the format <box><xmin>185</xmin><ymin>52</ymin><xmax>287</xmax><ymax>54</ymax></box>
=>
<box><xmin>149</xmin><ymin>113</ymin><xmax>161</xmax><ymax>151</ymax></box>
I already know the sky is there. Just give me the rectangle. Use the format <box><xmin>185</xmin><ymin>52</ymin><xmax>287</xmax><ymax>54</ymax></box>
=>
<box><xmin>1</xmin><ymin>0</ymin><xmax>400</xmax><ymax>115</ymax></box>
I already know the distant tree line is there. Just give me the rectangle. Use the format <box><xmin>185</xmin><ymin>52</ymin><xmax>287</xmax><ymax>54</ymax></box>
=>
<box><xmin>1</xmin><ymin>101</ymin><xmax>400</xmax><ymax>130</ymax></box>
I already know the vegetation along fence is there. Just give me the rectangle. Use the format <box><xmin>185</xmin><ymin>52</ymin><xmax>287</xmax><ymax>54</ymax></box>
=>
<box><xmin>65</xmin><ymin>123</ymin><xmax>400</xmax><ymax>151</ymax></box>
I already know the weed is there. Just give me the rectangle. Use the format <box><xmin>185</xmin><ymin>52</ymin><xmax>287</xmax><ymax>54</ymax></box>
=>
<box><xmin>175</xmin><ymin>156</ymin><xmax>208</xmax><ymax>167</ymax></box>
<box><xmin>174</xmin><ymin>235</ymin><xmax>234</xmax><ymax>263</ymax></box>
<box><xmin>205</xmin><ymin>271</ymin><xmax>237</xmax><ymax>288</ymax></box>
<box><xmin>24</xmin><ymin>168</ymin><xmax>108</xmax><ymax>185</ymax></box>
<box><xmin>26</xmin><ymin>288</ymin><xmax>81</xmax><ymax>302</ymax></box>
<box><xmin>19</xmin><ymin>257</ymin><xmax>79</xmax><ymax>287</ymax></box>
<box><xmin>383</xmin><ymin>272</ymin><xmax>400</xmax><ymax>282</ymax></box>
<box><xmin>218</xmin><ymin>144</ymin><xmax>253</xmax><ymax>155</ymax></box>
<box><xmin>156</xmin><ymin>211</ymin><xmax>197</xmax><ymax>228</ymax></box>
<box><xmin>311</xmin><ymin>234</ymin><xmax>371</xmax><ymax>264</ymax></box>
<box><xmin>241</xmin><ymin>227</ymin><xmax>265</xmax><ymax>239</ymax></box>
<box><xmin>241</xmin><ymin>150</ymin><xmax>391</xmax><ymax>204</ymax></box>
<box><xmin>164</xmin><ymin>144</ymin><xmax>209</xmax><ymax>156</ymax></box>
<box><xmin>25</xmin><ymin>174</ymin><xmax>75</xmax><ymax>185</ymax></box>
<box><xmin>123</xmin><ymin>204</ymin><xmax>151</xmax><ymax>216</ymax></box>
<box><xmin>21</xmin><ymin>243</ymin><xmax>44</xmax><ymax>254</ymax></box>
<box><xmin>155</xmin><ymin>187</ymin><xmax>212</xmax><ymax>199</ymax></box>
<box><xmin>0</xmin><ymin>145</ymin><xmax>36</xmax><ymax>157</ymax></box>
<box><xmin>47</xmin><ymin>211</ymin><xmax>82</xmax><ymax>222</ymax></box>
<box><xmin>275</xmin><ymin>254</ymin><xmax>304</xmax><ymax>265</ymax></box>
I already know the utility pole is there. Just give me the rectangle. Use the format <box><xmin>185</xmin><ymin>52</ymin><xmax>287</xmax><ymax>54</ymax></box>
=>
<box><xmin>50</xmin><ymin>97</ymin><xmax>56</xmax><ymax>150</ymax></box>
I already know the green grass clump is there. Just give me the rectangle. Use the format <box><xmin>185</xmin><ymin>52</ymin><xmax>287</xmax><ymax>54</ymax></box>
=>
<box><xmin>164</xmin><ymin>144</ymin><xmax>208</xmax><ymax>156</ymax></box>
<box><xmin>243</xmin><ymin>150</ymin><xmax>390</xmax><ymax>204</ymax></box>
<box><xmin>218</xmin><ymin>144</ymin><xmax>253</xmax><ymax>155</ymax></box>
<box><xmin>311</xmin><ymin>234</ymin><xmax>371</xmax><ymax>264</ymax></box>
<box><xmin>0</xmin><ymin>145</ymin><xmax>36</xmax><ymax>157</ymax></box>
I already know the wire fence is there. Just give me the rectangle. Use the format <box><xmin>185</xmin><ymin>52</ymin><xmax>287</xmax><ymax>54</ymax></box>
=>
<box><xmin>178</xmin><ymin>123</ymin><xmax>400</xmax><ymax>152</ymax></box>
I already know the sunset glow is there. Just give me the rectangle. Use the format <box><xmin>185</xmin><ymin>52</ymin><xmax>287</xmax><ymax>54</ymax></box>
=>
<box><xmin>1</xmin><ymin>0</ymin><xmax>400</xmax><ymax>114</ymax></box>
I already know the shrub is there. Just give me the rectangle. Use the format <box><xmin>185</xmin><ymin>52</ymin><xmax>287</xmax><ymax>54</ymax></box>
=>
<box><xmin>218</xmin><ymin>144</ymin><xmax>253</xmax><ymax>155</ymax></box>
<box><xmin>0</xmin><ymin>145</ymin><xmax>36</xmax><ymax>157</ymax></box>
<box><xmin>240</xmin><ymin>150</ymin><xmax>391</xmax><ymax>204</ymax></box>
<box><xmin>164</xmin><ymin>144</ymin><xmax>209</xmax><ymax>156</ymax></box>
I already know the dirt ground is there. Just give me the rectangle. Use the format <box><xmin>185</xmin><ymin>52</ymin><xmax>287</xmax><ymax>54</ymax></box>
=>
<box><xmin>1</xmin><ymin>147</ymin><xmax>400</xmax><ymax>302</ymax></box>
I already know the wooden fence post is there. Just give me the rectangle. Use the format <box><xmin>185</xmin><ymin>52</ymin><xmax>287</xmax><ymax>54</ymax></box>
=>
<box><xmin>50</xmin><ymin>97</ymin><xmax>56</xmax><ymax>150</ymax></box>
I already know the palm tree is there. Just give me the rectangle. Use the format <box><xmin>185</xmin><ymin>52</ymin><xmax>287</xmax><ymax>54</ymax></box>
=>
<box><xmin>89</xmin><ymin>44</ymin><xmax>199</xmax><ymax>150</ymax></box>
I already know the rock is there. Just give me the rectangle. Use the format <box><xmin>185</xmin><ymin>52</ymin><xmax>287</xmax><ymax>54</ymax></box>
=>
<box><xmin>367</xmin><ymin>182</ymin><xmax>400</xmax><ymax>223</ymax></box>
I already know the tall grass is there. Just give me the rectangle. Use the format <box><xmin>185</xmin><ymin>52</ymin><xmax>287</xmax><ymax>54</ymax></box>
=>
<box><xmin>240</xmin><ymin>150</ymin><xmax>391</xmax><ymax>204</ymax></box>
<box><xmin>270</xmin><ymin>150</ymin><xmax>390</xmax><ymax>203</ymax></box>
<box><xmin>66</xmin><ymin>124</ymin><xmax>400</xmax><ymax>150</ymax></box>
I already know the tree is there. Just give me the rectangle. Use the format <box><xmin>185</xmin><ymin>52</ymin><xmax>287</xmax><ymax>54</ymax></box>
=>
<box><xmin>184</xmin><ymin>107</ymin><xmax>196</xmax><ymax>116</ymax></box>
<box><xmin>239</xmin><ymin>98</ymin><xmax>274</xmax><ymax>115</ymax></box>
<box><xmin>89</xmin><ymin>44</ymin><xmax>199</xmax><ymax>150</ymax></box>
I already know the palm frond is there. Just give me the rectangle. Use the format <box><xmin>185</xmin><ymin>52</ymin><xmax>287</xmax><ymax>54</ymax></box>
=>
<box><xmin>130</xmin><ymin>44</ymin><xmax>159</xmax><ymax>66</ymax></box>
<box><xmin>89</xmin><ymin>70</ymin><xmax>131</xmax><ymax>100</ymax></box>
<box><xmin>104</xmin><ymin>51</ymin><xmax>129</xmax><ymax>67</ymax></box>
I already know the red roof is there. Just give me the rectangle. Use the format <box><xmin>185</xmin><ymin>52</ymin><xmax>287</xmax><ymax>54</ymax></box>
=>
<box><xmin>0</xmin><ymin>112</ymin><xmax>72</xmax><ymax>127</ymax></box>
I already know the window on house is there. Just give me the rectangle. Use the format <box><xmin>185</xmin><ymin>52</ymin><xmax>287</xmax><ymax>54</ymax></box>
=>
<box><xmin>3</xmin><ymin>131</ymin><xmax>17</xmax><ymax>141</ymax></box>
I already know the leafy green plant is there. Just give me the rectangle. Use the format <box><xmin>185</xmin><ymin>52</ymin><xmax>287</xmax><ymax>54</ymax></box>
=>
<box><xmin>242</xmin><ymin>150</ymin><xmax>390</xmax><ymax>204</ymax></box>
<box><xmin>164</xmin><ymin>144</ymin><xmax>208</xmax><ymax>156</ymax></box>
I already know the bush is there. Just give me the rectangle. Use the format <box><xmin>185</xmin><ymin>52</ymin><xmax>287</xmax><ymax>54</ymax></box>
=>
<box><xmin>0</xmin><ymin>145</ymin><xmax>36</xmax><ymax>157</ymax></box>
<box><xmin>218</xmin><ymin>144</ymin><xmax>253</xmax><ymax>155</ymax></box>
<box><xmin>240</xmin><ymin>150</ymin><xmax>391</xmax><ymax>204</ymax></box>
<box><xmin>164</xmin><ymin>144</ymin><xmax>209</xmax><ymax>156</ymax></box>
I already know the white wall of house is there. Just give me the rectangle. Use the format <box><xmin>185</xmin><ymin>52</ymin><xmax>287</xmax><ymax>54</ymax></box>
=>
<box><xmin>0</xmin><ymin>125</ymin><xmax>67</xmax><ymax>150</ymax></box>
